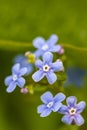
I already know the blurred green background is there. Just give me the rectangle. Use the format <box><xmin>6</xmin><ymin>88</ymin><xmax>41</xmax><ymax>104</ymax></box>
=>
<box><xmin>0</xmin><ymin>0</ymin><xmax>87</xmax><ymax>130</ymax></box>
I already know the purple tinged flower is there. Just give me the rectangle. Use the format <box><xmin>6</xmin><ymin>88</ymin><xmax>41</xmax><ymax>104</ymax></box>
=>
<box><xmin>33</xmin><ymin>34</ymin><xmax>62</xmax><ymax>58</ymax></box>
<box><xmin>32</xmin><ymin>52</ymin><xmax>64</xmax><ymax>84</ymax></box>
<box><xmin>37</xmin><ymin>91</ymin><xmax>66</xmax><ymax>117</ymax></box>
<box><xmin>5</xmin><ymin>64</ymin><xmax>27</xmax><ymax>93</ymax></box>
<box><xmin>58</xmin><ymin>96</ymin><xmax>86</xmax><ymax>126</ymax></box>
<box><xmin>14</xmin><ymin>55</ymin><xmax>33</xmax><ymax>75</ymax></box>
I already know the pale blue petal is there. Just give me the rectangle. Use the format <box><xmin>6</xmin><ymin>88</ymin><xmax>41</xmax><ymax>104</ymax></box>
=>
<box><xmin>49</xmin><ymin>45</ymin><xmax>61</xmax><ymax>52</ymax></box>
<box><xmin>12</xmin><ymin>63</ymin><xmax>20</xmax><ymax>74</ymax></box>
<box><xmin>6</xmin><ymin>81</ymin><xmax>16</xmax><ymax>93</ymax></box>
<box><xmin>34</xmin><ymin>50</ymin><xmax>43</xmax><ymax>58</ymax></box>
<box><xmin>43</xmin><ymin>52</ymin><xmax>53</xmax><ymax>64</ymax></box>
<box><xmin>54</xmin><ymin>93</ymin><xmax>66</xmax><ymax>102</ymax></box>
<box><xmin>76</xmin><ymin>101</ymin><xmax>86</xmax><ymax>113</ymax></box>
<box><xmin>47</xmin><ymin>34</ymin><xmax>58</xmax><ymax>45</ymax></box>
<box><xmin>37</xmin><ymin>105</ymin><xmax>46</xmax><ymax>113</ymax></box>
<box><xmin>62</xmin><ymin>115</ymin><xmax>73</xmax><ymax>124</ymax></box>
<box><xmin>40</xmin><ymin>108</ymin><xmax>51</xmax><ymax>117</ymax></box>
<box><xmin>41</xmin><ymin>91</ymin><xmax>53</xmax><ymax>104</ymax></box>
<box><xmin>35</xmin><ymin>60</ymin><xmax>43</xmax><ymax>68</ymax></box>
<box><xmin>17</xmin><ymin>77</ymin><xmax>25</xmax><ymax>88</ymax></box>
<box><xmin>46</xmin><ymin>72</ymin><xmax>57</xmax><ymax>84</ymax></box>
<box><xmin>32</xmin><ymin>70</ymin><xmax>44</xmax><ymax>82</ymax></box>
<box><xmin>58</xmin><ymin>105</ymin><xmax>68</xmax><ymax>114</ymax></box>
<box><xmin>51</xmin><ymin>60</ymin><xmax>64</xmax><ymax>72</ymax></box>
<box><xmin>66</xmin><ymin>96</ymin><xmax>77</xmax><ymax>107</ymax></box>
<box><xmin>5</xmin><ymin>76</ymin><xmax>13</xmax><ymax>86</ymax></box>
<box><xmin>14</xmin><ymin>55</ymin><xmax>33</xmax><ymax>75</ymax></box>
<box><xmin>74</xmin><ymin>114</ymin><xmax>84</xmax><ymax>126</ymax></box>
<box><xmin>19</xmin><ymin>67</ymin><xmax>27</xmax><ymax>76</ymax></box>
<box><xmin>53</xmin><ymin>102</ymin><xmax>62</xmax><ymax>112</ymax></box>
<box><xmin>33</xmin><ymin>37</ymin><xmax>45</xmax><ymax>48</ymax></box>
<box><xmin>25</xmin><ymin>64</ymin><xmax>33</xmax><ymax>75</ymax></box>
<box><xmin>14</xmin><ymin>55</ymin><xmax>26</xmax><ymax>64</ymax></box>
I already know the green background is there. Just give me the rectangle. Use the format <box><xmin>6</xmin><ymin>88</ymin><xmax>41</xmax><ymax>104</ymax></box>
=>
<box><xmin>0</xmin><ymin>0</ymin><xmax>87</xmax><ymax>130</ymax></box>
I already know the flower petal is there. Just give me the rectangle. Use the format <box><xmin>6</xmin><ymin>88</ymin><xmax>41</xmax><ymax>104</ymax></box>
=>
<box><xmin>40</xmin><ymin>108</ymin><xmax>52</xmax><ymax>117</ymax></box>
<box><xmin>62</xmin><ymin>115</ymin><xmax>73</xmax><ymax>124</ymax></box>
<box><xmin>54</xmin><ymin>93</ymin><xmax>66</xmax><ymax>102</ymax></box>
<box><xmin>6</xmin><ymin>81</ymin><xmax>16</xmax><ymax>93</ymax></box>
<box><xmin>14</xmin><ymin>55</ymin><xmax>26</xmax><ymax>64</ymax></box>
<box><xmin>46</xmin><ymin>72</ymin><xmax>57</xmax><ymax>84</ymax></box>
<box><xmin>41</xmin><ymin>91</ymin><xmax>53</xmax><ymax>104</ymax></box>
<box><xmin>66</xmin><ymin>96</ymin><xmax>77</xmax><ymax>107</ymax></box>
<box><xmin>58</xmin><ymin>105</ymin><xmax>68</xmax><ymax>114</ymax></box>
<box><xmin>76</xmin><ymin>101</ymin><xmax>86</xmax><ymax>113</ymax></box>
<box><xmin>34</xmin><ymin>50</ymin><xmax>43</xmax><ymax>58</ymax></box>
<box><xmin>19</xmin><ymin>67</ymin><xmax>27</xmax><ymax>76</ymax></box>
<box><xmin>33</xmin><ymin>37</ymin><xmax>45</xmax><ymax>48</ymax></box>
<box><xmin>37</xmin><ymin>105</ymin><xmax>46</xmax><ymax>113</ymax></box>
<box><xmin>25</xmin><ymin>64</ymin><xmax>33</xmax><ymax>75</ymax></box>
<box><xmin>12</xmin><ymin>63</ymin><xmax>20</xmax><ymax>74</ymax></box>
<box><xmin>74</xmin><ymin>114</ymin><xmax>84</xmax><ymax>126</ymax></box>
<box><xmin>35</xmin><ymin>60</ymin><xmax>43</xmax><ymax>69</ymax></box>
<box><xmin>51</xmin><ymin>60</ymin><xmax>64</xmax><ymax>72</ymax></box>
<box><xmin>32</xmin><ymin>70</ymin><xmax>44</xmax><ymax>82</ymax></box>
<box><xmin>47</xmin><ymin>34</ymin><xmax>58</xmax><ymax>45</ymax></box>
<box><xmin>43</xmin><ymin>52</ymin><xmax>53</xmax><ymax>64</ymax></box>
<box><xmin>53</xmin><ymin>102</ymin><xmax>62</xmax><ymax>112</ymax></box>
<box><xmin>4</xmin><ymin>76</ymin><xmax>13</xmax><ymax>86</ymax></box>
<box><xmin>17</xmin><ymin>77</ymin><xmax>25</xmax><ymax>88</ymax></box>
<box><xmin>49</xmin><ymin>45</ymin><xmax>61</xmax><ymax>52</ymax></box>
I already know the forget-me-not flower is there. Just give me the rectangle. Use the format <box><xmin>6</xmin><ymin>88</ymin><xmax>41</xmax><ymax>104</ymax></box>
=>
<box><xmin>14</xmin><ymin>55</ymin><xmax>33</xmax><ymax>75</ymax></box>
<box><xmin>58</xmin><ymin>96</ymin><xmax>86</xmax><ymax>126</ymax></box>
<box><xmin>5</xmin><ymin>63</ymin><xmax>27</xmax><ymax>93</ymax></box>
<box><xmin>37</xmin><ymin>91</ymin><xmax>66</xmax><ymax>117</ymax></box>
<box><xmin>33</xmin><ymin>34</ymin><xmax>62</xmax><ymax>58</ymax></box>
<box><xmin>32</xmin><ymin>52</ymin><xmax>64</xmax><ymax>84</ymax></box>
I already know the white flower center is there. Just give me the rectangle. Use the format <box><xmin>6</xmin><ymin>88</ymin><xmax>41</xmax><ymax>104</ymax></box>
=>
<box><xmin>13</xmin><ymin>74</ymin><xmax>18</xmax><ymax>81</ymax></box>
<box><xmin>41</xmin><ymin>44</ymin><xmax>48</xmax><ymax>51</ymax></box>
<box><xmin>69</xmin><ymin>108</ymin><xmax>76</xmax><ymax>115</ymax></box>
<box><xmin>47</xmin><ymin>101</ymin><xmax>54</xmax><ymax>108</ymax></box>
<box><xmin>43</xmin><ymin>64</ymin><xmax>50</xmax><ymax>72</ymax></box>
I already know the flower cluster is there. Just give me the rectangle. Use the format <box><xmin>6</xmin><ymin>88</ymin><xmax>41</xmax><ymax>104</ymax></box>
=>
<box><xmin>38</xmin><ymin>91</ymin><xmax>86</xmax><ymax>126</ymax></box>
<box><xmin>4</xmin><ymin>34</ymin><xmax>86</xmax><ymax>127</ymax></box>
<box><xmin>5</xmin><ymin>34</ymin><xmax>64</xmax><ymax>92</ymax></box>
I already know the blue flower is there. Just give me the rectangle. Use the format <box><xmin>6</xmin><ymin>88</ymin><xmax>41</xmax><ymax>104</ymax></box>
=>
<box><xmin>32</xmin><ymin>52</ymin><xmax>64</xmax><ymax>84</ymax></box>
<box><xmin>64</xmin><ymin>67</ymin><xmax>86</xmax><ymax>87</ymax></box>
<box><xmin>14</xmin><ymin>55</ymin><xmax>33</xmax><ymax>75</ymax></box>
<box><xmin>5</xmin><ymin>63</ymin><xmax>27</xmax><ymax>93</ymax></box>
<box><xmin>58</xmin><ymin>96</ymin><xmax>86</xmax><ymax>126</ymax></box>
<box><xmin>37</xmin><ymin>91</ymin><xmax>66</xmax><ymax>117</ymax></box>
<box><xmin>33</xmin><ymin>34</ymin><xmax>62</xmax><ymax>58</ymax></box>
